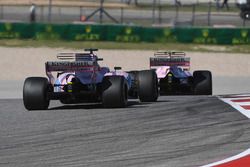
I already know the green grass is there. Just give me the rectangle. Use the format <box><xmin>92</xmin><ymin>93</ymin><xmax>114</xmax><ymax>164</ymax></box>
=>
<box><xmin>0</xmin><ymin>39</ymin><xmax>250</xmax><ymax>53</ymax></box>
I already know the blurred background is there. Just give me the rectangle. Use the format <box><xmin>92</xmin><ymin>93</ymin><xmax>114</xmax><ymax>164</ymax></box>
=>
<box><xmin>0</xmin><ymin>0</ymin><xmax>248</xmax><ymax>27</ymax></box>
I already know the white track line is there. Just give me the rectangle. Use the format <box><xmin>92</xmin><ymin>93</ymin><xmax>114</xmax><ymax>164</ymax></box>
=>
<box><xmin>219</xmin><ymin>96</ymin><xmax>250</xmax><ymax>119</ymax></box>
<box><xmin>201</xmin><ymin>149</ymin><xmax>250</xmax><ymax>167</ymax></box>
<box><xmin>201</xmin><ymin>95</ymin><xmax>250</xmax><ymax>167</ymax></box>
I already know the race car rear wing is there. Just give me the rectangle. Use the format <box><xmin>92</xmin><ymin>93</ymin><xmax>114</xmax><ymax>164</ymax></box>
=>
<box><xmin>57</xmin><ymin>53</ymin><xmax>103</xmax><ymax>61</ymax></box>
<box><xmin>45</xmin><ymin>60</ymin><xmax>98</xmax><ymax>84</ymax></box>
<box><xmin>154</xmin><ymin>51</ymin><xmax>186</xmax><ymax>57</ymax></box>
<box><xmin>45</xmin><ymin>61</ymin><xmax>96</xmax><ymax>72</ymax></box>
<box><xmin>45</xmin><ymin>50</ymin><xmax>101</xmax><ymax>84</ymax></box>
<box><xmin>150</xmin><ymin>51</ymin><xmax>190</xmax><ymax>69</ymax></box>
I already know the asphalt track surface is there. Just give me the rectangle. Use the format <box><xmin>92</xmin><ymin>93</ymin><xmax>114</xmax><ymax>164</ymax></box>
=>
<box><xmin>0</xmin><ymin>95</ymin><xmax>249</xmax><ymax>167</ymax></box>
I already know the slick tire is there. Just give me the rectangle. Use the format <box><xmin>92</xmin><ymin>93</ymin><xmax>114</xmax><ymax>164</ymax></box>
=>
<box><xmin>102</xmin><ymin>76</ymin><xmax>128</xmax><ymax>108</ymax></box>
<box><xmin>23</xmin><ymin>77</ymin><xmax>50</xmax><ymax>110</ymax></box>
<box><xmin>193</xmin><ymin>71</ymin><xmax>212</xmax><ymax>95</ymax></box>
<box><xmin>138</xmin><ymin>70</ymin><xmax>158</xmax><ymax>102</ymax></box>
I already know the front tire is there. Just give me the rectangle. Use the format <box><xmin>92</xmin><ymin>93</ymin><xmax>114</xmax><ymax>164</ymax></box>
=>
<box><xmin>102</xmin><ymin>76</ymin><xmax>128</xmax><ymax>108</ymax></box>
<box><xmin>193</xmin><ymin>71</ymin><xmax>212</xmax><ymax>95</ymax></box>
<box><xmin>23</xmin><ymin>77</ymin><xmax>50</xmax><ymax>110</ymax></box>
<box><xmin>138</xmin><ymin>70</ymin><xmax>158</xmax><ymax>102</ymax></box>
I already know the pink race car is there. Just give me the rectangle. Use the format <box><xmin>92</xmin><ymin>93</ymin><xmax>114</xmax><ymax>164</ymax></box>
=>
<box><xmin>150</xmin><ymin>51</ymin><xmax>212</xmax><ymax>95</ymax></box>
<box><xmin>23</xmin><ymin>49</ymin><xmax>158</xmax><ymax>110</ymax></box>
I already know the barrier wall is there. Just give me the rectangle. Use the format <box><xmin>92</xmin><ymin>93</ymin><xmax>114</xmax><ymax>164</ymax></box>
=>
<box><xmin>0</xmin><ymin>23</ymin><xmax>249</xmax><ymax>44</ymax></box>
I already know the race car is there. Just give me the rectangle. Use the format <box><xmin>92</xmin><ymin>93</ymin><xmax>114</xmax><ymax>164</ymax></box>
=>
<box><xmin>23</xmin><ymin>49</ymin><xmax>158</xmax><ymax>110</ymax></box>
<box><xmin>150</xmin><ymin>51</ymin><xmax>212</xmax><ymax>95</ymax></box>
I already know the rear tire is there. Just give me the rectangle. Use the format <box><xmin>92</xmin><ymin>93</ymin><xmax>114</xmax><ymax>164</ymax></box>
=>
<box><xmin>23</xmin><ymin>77</ymin><xmax>50</xmax><ymax>110</ymax></box>
<box><xmin>193</xmin><ymin>71</ymin><xmax>212</xmax><ymax>95</ymax></box>
<box><xmin>102</xmin><ymin>76</ymin><xmax>127</xmax><ymax>108</ymax></box>
<box><xmin>138</xmin><ymin>70</ymin><xmax>158</xmax><ymax>102</ymax></box>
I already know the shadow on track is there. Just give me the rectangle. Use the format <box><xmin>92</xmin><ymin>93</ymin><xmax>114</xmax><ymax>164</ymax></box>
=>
<box><xmin>49</xmin><ymin>101</ymin><xmax>150</xmax><ymax>110</ymax></box>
